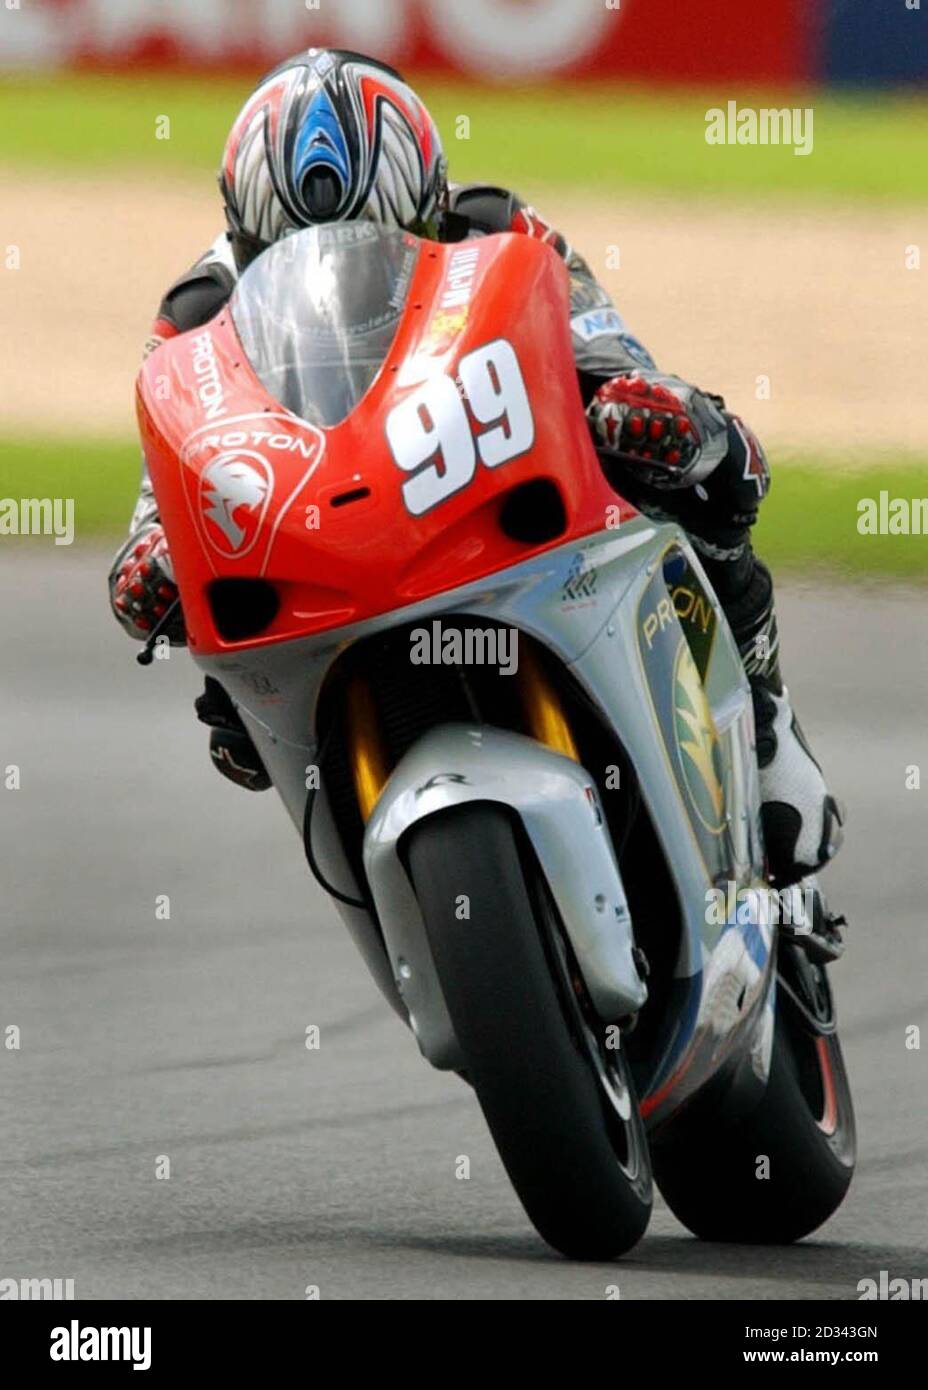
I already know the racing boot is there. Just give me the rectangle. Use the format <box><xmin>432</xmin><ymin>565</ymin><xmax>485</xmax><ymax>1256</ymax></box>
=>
<box><xmin>720</xmin><ymin>559</ymin><xmax>844</xmax><ymax>887</ymax></box>
<box><xmin>195</xmin><ymin>677</ymin><xmax>271</xmax><ymax>792</ymax></box>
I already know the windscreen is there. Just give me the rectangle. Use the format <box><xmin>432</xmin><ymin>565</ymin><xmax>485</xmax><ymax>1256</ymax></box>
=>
<box><xmin>230</xmin><ymin>223</ymin><xmax>421</xmax><ymax>428</ymax></box>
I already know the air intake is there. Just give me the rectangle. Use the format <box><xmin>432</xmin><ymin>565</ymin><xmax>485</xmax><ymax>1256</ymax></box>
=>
<box><xmin>499</xmin><ymin>479</ymin><xmax>567</xmax><ymax>545</ymax></box>
<box><xmin>208</xmin><ymin>579</ymin><xmax>280</xmax><ymax>642</ymax></box>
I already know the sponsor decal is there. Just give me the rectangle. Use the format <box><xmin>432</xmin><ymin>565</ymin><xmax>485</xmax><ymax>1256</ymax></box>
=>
<box><xmin>198</xmin><ymin>450</ymin><xmax>273</xmax><ymax>558</ymax></box>
<box><xmin>570</xmin><ymin>306</ymin><xmax>627</xmax><ymax>342</ymax></box>
<box><xmin>642</xmin><ymin>552</ymin><xmax>717</xmax><ymax>680</ymax></box>
<box><xmin>561</xmin><ymin>550</ymin><xmax>598</xmax><ymax>606</ymax></box>
<box><xmin>667</xmin><ymin>584</ymin><xmax>716</xmax><ymax>680</ymax></box>
<box><xmin>184</xmin><ymin>428</ymin><xmax>319</xmax><ymax>460</ymax></box>
<box><xmin>640</xmin><ymin>593</ymin><xmax>676</xmax><ymax>650</ymax></box>
<box><xmin>439</xmin><ymin>245</ymin><xmax>481</xmax><ymax>310</ymax></box>
<box><xmin>190</xmin><ymin>331</ymin><xmax>227</xmax><ymax>421</ymax></box>
<box><xmin>636</xmin><ymin>550</ymin><xmax>733</xmax><ymax>876</ymax></box>
<box><xmin>669</xmin><ymin>583</ymin><xmax>714</xmax><ymax>635</ymax></box>
<box><xmin>388</xmin><ymin>237</ymin><xmax>418</xmax><ymax>309</ymax></box>
<box><xmin>180</xmin><ymin>412</ymin><xmax>326</xmax><ymax>572</ymax></box>
<box><xmin>618</xmin><ymin>334</ymin><xmax>657</xmax><ymax>369</ymax></box>
<box><xmin>673</xmin><ymin>640</ymin><xmax>726</xmax><ymax>835</ymax></box>
<box><xmin>425</xmin><ymin>306</ymin><xmax>470</xmax><ymax>351</ymax></box>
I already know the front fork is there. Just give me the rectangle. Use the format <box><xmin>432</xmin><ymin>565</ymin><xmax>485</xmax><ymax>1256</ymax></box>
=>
<box><xmin>344</xmin><ymin>638</ymin><xmax>580</xmax><ymax>824</ymax></box>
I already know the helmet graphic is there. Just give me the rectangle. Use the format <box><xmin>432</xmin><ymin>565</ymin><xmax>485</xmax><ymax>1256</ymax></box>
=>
<box><xmin>220</xmin><ymin>48</ymin><xmax>448</xmax><ymax>270</ymax></box>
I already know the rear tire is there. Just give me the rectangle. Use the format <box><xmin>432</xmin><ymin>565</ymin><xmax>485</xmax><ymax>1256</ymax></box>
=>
<box><xmin>651</xmin><ymin>950</ymin><xmax>855</xmax><ymax>1243</ymax></box>
<box><xmin>406</xmin><ymin>803</ymin><xmax>651</xmax><ymax>1259</ymax></box>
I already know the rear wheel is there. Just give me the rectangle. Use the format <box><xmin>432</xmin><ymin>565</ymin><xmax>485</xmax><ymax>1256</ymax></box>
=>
<box><xmin>651</xmin><ymin>945</ymin><xmax>855</xmax><ymax>1243</ymax></box>
<box><xmin>406</xmin><ymin>802</ymin><xmax>651</xmax><ymax>1259</ymax></box>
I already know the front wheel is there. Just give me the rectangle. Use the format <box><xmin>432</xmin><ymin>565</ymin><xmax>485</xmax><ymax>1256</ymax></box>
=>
<box><xmin>406</xmin><ymin>802</ymin><xmax>652</xmax><ymax>1259</ymax></box>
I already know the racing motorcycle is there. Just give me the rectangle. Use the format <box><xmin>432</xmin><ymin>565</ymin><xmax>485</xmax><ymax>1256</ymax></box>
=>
<box><xmin>136</xmin><ymin>221</ymin><xmax>855</xmax><ymax>1258</ymax></box>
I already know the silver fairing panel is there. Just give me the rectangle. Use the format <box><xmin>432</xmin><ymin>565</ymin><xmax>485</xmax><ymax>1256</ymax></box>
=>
<box><xmin>194</xmin><ymin>514</ymin><xmax>775</xmax><ymax>1122</ymax></box>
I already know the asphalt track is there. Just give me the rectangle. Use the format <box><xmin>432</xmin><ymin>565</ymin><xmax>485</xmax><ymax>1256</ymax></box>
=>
<box><xmin>2</xmin><ymin>552</ymin><xmax>927</xmax><ymax>1300</ymax></box>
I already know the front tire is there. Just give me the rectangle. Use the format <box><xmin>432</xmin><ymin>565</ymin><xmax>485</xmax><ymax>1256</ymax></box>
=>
<box><xmin>406</xmin><ymin>803</ymin><xmax>651</xmax><ymax>1259</ymax></box>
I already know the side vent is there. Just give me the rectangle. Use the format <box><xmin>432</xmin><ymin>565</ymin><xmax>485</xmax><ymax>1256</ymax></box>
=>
<box><xmin>499</xmin><ymin>479</ymin><xmax>567</xmax><ymax>545</ymax></box>
<box><xmin>330</xmin><ymin>486</ymin><xmax>371</xmax><ymax>508</ymax></box>
<box><xmin>209</xmin><ymin>579</ymin><xmax>280</xmax><ymax>642</ymax></box>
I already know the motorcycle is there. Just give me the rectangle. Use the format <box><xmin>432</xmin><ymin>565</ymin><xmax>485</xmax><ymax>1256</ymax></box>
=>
<box><xmin>136</xmin><ymin>221</ymin><xmax>855</xmax><ymax>1258</ymax></box>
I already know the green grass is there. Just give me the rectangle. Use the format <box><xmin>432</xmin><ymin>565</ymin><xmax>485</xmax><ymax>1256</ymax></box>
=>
<box><xmin>1</xmin><ymin>439</ymin><xmax>141</xmax><ymax>537</ymax></box>
<box><xmin>2</xmin><ymin>437</ymin><xmax>926</xmax><ymax>579</ymax></box>
<box><xmin>2</xmin><ymin>74</ymin><xmax>927</xmax><ymax>200</ymax></box>
<box><xmin>753</xmin><ymin>457</ymin><xmax>928</xmax><ymax>581</ymax></box>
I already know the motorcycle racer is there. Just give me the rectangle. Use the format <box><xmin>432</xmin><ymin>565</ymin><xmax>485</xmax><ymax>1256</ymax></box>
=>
<box><xmin>109</xmin><ymin>47</ymin><xmax>842</xmax><ymax>887</ymax></box>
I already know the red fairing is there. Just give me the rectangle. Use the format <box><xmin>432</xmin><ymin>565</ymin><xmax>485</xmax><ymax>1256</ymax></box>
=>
<box><xmin>137</xmin><ymin>233</ymin><xmax>636</xmax><ymax>655</ymax></box>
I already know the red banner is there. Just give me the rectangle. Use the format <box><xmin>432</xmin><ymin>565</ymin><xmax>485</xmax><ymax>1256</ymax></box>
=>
<box><xmin>0</xmin><ymin>0</ymin><xmax>814</xmax><ymax>84</ymax></box>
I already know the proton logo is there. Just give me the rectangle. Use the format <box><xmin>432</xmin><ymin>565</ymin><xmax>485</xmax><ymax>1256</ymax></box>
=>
<box><xmin>199</xmin><ymin>450</ymin><xmax>273</xmax><ymax>557</ymax></box>
<box><xmin>672</xmin><ymin>641</ymin><xmax>726</xmax><ymax>835</ymax></box>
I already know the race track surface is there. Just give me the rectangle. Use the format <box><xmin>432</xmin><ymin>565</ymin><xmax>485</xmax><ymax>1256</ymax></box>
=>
<box><xmin>2</xmin><ymin>552</ymin><xmax>926</xmax><ymax>1299</ymax></box>
<box><xmin>2</xmin><ymin>174</ymin><xmax>924</xmax><ymax>454</ymax></box>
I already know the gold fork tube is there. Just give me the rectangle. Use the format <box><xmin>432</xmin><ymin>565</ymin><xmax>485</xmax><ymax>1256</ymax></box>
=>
<box><xmin>346</xmin><ymin>642</ymin><xmax>577</xmax><ymax>823</ymax></box>
<box><xmin>517</xmin><ymin>642</ymin><xmax>580</xmax><ymax>763</ymax></box>
<box><xmin>345</xmin><ymin>675</ymin><xmax>390</xmax><ymax>822</ymax></box>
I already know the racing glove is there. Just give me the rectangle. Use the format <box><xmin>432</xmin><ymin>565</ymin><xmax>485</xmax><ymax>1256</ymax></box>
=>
<box><xmin>587</xmin><ymin>371</ymin><xmax>732</xmax><ymax>489</ymax></box>
<box><xmin>110</xmin><ymin>525</ymin><xmax>186</xmax><ymax>643</ymax></box>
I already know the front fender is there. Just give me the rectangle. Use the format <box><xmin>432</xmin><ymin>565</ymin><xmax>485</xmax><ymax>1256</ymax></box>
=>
<box><xmin>363</xmin><ymin>724</ymin><xmax>648</xmax><ymax>1070</ymax></box>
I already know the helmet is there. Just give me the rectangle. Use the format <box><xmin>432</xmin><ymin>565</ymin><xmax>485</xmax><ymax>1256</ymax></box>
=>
<box><xmin>220</xmin><ymin>48</ymin><xmax>448</xmax><ymax>271</ymax></box>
